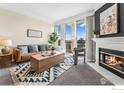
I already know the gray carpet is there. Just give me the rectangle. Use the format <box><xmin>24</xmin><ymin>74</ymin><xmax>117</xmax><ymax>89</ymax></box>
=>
<box><xmin>0</xmin><ymin>68</ymin><xmax>13</xmax><ymax>85</ymax></box>
<box><xmin>50</xmin><ymin>64</ymin><xmax>113</xmax><ymax>85</ymax></box>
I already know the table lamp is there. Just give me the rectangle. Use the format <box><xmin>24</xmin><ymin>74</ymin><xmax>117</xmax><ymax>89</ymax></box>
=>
<box><xmin>0</xmin><ymin>39</ymin><xmax>12</xmax><ymax>54</ymax></box>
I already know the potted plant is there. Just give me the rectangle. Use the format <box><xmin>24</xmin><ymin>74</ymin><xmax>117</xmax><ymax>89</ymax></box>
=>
<box><xmin>48</xmin><ymin>32</ymin><xmax>58</xmax><ymax>55</ymax></box>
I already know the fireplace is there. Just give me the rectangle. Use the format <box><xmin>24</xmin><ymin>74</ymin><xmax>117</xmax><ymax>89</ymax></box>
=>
<box><xmin>99</xmin><ymin>48</ymin><xmax>124</xmax><ymax>79</ymax></box>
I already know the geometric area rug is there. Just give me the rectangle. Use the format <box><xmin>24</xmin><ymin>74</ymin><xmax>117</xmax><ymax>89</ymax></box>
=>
<box><xmin>9</xmin><ymin>56</ymin><xmax>74</xmax><ymax>85</ymax></box>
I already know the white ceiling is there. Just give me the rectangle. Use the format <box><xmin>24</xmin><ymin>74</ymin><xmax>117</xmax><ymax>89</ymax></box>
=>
<box><xmin>0</xmin><ymin>3</ymin><xmax>103</xmax><ymax>24</ymax></box>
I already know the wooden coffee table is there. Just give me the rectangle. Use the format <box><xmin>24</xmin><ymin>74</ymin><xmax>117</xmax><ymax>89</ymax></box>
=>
<box><xmin>30</xmin><ymin>51</ymin><xmax>65</xmax><ymax>73</ymax></box>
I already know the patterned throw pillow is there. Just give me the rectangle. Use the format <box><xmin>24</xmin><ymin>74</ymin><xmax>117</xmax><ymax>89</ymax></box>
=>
<box><xmin>28</xmin><ymin>45</ymin><xmax>38</xmax><ymax>53</ymax></box>
<box><xmin>19</xmin><ymin>46</ymin><xmax>28</xmax><ymax>54</ymax></box>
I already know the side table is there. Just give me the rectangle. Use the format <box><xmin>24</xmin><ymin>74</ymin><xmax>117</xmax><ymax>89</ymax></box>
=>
<box><xmin>0</xmin><ymin>52</ymin><xmax>12</xmax><ymax>68</ymax></box>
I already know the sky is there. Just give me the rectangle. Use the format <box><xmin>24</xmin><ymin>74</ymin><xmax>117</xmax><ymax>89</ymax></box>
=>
<box><xmin>56</xmin><ymin>23</ymin><xmax>86</xmax><ymax>40</ymax></box>
<box><xmin>76</xmin><ymin>22</ymin><xmax>86</xmax><ymax>40</ymax></box>
<box><xmin>65</xmin><ymin>24</ymin><xmax>72</xmax><ymax>40</ymax></box>
<box><xmin>57</xmin><ymin>25</ymin><xmax>61</xmax><ymax>35</ymax></box>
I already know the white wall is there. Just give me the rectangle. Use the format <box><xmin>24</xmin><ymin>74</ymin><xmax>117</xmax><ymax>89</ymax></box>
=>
<box><xmin>55</xmin><ymin>10</ymin><xmax>94</xmax><ymax>25</ymax></box>
<box><xmin>86</xmin><ymin>16</ymin><xmax>94</xmax><ymax>62</ymax></box>
<box><xmin>0</xmin><ymin>8</ymin><xmax>54</xmax><ymax>46</ymax></box>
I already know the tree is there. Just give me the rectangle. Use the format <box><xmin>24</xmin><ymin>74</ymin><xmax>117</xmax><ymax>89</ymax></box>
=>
<box><xmin>77</xmin><ymin>38</ymin><xmax>85</xmax><ymax>48</ymax></box>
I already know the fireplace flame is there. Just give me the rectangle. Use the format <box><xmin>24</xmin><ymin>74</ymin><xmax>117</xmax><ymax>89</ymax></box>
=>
<box><xmin>108</xmin><ymin>56</ymin><xmax>122</xmax><ymax>65</ymax></box>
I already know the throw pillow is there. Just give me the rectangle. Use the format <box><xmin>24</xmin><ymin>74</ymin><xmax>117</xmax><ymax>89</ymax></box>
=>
<box><xmin>19</xmin><ymin>46</ymin><xmax>28</xmax><ymax>54</ymax></box>
<box><xmin>29</xmin><ymin>45</ymin><xmax>39</xmax><ymax>53</ymax></box>
<box><xmin>38</xmin><ymin>45</ymin><xmax>46</xmax><ymax>51</ymax></box>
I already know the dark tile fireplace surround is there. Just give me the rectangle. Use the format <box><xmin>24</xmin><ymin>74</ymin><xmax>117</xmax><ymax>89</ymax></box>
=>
<box><xmin>99</xmin><ymin>48</ymin><xmax>124</xmax><ymax>79</ymax></box>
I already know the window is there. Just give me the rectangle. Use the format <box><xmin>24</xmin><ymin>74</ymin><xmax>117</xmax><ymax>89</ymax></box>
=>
<box><xmin>76</xmin><ymin>21</ymin><xmax>86</xmax><ymax>48</ymax></box>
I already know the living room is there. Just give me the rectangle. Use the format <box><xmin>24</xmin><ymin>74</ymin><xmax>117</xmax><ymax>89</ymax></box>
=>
<box><xmin>0</xmin><ymin>1</ymin><xmax>124</xmax><ymax>93</ymax></box>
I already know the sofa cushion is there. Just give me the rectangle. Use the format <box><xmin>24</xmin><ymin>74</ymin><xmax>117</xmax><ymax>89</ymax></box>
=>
<box><xmin>28</xmin><ymin>45</ymin><xmax>39</xmax><ymax>53</ymax></box>
<box><xmin>38</xmin><ymin>45</ymin><xmax>47</xmax><ymax>51</ymax></box>
<box><xmin>18</xmin><ymin>46</ymin><xmax>28</xmax><ymax>54</ymax></box>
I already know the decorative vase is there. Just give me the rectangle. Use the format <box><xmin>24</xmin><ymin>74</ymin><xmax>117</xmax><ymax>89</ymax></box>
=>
<box><xmin>1</xmin><ymin>47</ymin><xmax>10</xmax><ymax>54</ymax></box>
<box><xmin>51</xmin><ymin>46</ymin><xmax>55</xmax><ymax>55</ymax></box>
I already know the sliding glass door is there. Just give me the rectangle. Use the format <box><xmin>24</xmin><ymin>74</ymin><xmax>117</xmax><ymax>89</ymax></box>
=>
<box><xmin>55</xmin><ymin>20</ymin><xmax>86</xmax><ymax>53</ymax></box>
<box><xmin>76</xmin><ymin>21</ymin><xmax>86</xmax><ymax>49</ymax></box>
<box><xmin>56</xmin><ymin>25</ymin><xmax>61</xmax><ymax>46</ymax></box>
<box><xmin>65</xmin><ymin>23</ymin><xmax>72</xmax><ymax>53</ymax></box>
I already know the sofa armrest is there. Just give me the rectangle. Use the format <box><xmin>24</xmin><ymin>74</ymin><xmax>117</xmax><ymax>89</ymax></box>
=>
<box><xmin>13</xmin><ymin>48</ymin><xmax>21</xmax><ymax>62</ymax></box>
